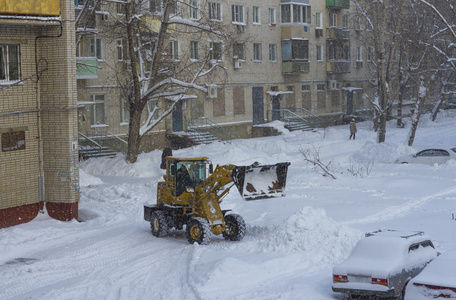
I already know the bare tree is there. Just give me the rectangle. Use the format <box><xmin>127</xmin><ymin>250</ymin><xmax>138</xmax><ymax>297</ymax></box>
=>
<box><xmin>116</xmin><ymin>0</ymin><xmax>237</xmax><ymax>163</ymax></box>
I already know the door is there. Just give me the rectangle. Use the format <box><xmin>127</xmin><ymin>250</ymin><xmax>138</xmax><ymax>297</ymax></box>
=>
<box><xmin>252</xmin><ymin>87</ymin><xmax>264</xmax><ymax>125</ymax></box>
<box><xmin>172</xmin><ymin>101</ymin><xmax>183</xmax><ymax>132</ymax></box>
<box><xmin>272</xmin><ymin>95</ymin><xmax>281</xmax><ymax>121</ymax></box>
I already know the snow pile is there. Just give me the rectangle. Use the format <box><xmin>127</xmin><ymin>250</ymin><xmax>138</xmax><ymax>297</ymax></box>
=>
<box><xmin>247</xmin><ymin>207</ymin><xmax>363</xmax><ymax>268</ymax></box>
<box><xmin>353</xmin><ymin>141</ymin><xmax>414</xmax><ymax>164</ymax></box>
<box><xmin>81</xmin><ymin>151</ymin><xmax>162</xmax><ymax>177</ymax></box>
<box><xmin>79</xmin><ymin>168</ymin><xmax>103</xmax><ymax>187</ymax></box>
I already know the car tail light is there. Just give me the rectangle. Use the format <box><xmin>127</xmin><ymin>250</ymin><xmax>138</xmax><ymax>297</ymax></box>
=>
<box><xmin>333</xmin><ymin>275</ymin><xmax>348</xmax><ymax>283</ymax></box>
<box><xmin>413</xmin><ymin>283</ymin><xmax>456</xmax><ymax>297</ymax></box>
<box><xmin>372</xmin><ymin>278</ymin><xmax>388</xmax><ymax>286</ymax></box>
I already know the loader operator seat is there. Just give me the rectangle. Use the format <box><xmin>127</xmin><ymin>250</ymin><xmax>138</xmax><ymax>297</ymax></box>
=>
<box><xmin>176</xmin><ymin>165</ymin><xmax>192</xmax><ymax>196</ymax></box>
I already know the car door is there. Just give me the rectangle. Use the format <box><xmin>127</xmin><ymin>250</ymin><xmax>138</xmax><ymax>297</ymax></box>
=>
<box><xmin>412</xmin><ymin>150</ymin><xmax>435</xmax><ymax>165</ymax></box>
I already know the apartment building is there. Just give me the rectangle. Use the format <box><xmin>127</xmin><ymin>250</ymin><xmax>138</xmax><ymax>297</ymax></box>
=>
<box><xmin>0</xmin><ymin>0</ymin><xmax>79</xmax><ymax>228</ymax></box>
<box><xmin>76</xmin><ymin>0</ymin><xmax>373</xmax><ymax>151</ymax></box>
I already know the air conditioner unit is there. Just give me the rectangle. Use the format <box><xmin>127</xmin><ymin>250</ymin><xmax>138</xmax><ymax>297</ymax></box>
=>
<box><xmin>234</xmin><ymin>60</ymin><xmax>242</xmax><ymax>69</ymax></box>
<box><xmin>207</xmin><ymin>85</ymin><xmax>217</xmax><ymax>98</ymax></box>
<box><xmin>237</xmin><ymin>25</ymin><xmax>246</xmax><ymax>33</ymax></box>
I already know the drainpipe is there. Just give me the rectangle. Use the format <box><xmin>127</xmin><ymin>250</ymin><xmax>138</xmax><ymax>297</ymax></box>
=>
<box><xmin>35</xmin><ymin>20</ymin><xmax>63</xmax><ymax>213</ymax></box>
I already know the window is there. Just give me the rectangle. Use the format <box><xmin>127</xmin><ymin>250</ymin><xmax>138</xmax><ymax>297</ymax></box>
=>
<box><xmin>282</xmin><ymin>39</ymin><xmax>309</xmax><ymax>61</ymax></box>
<box><xmin>190</xmin><ymin>41</ymin><xmax>200</xmax><ymax>60</ymax></box>
<box><xmin>281</xmin><ymin>4</ymin><xmax>311</xmax><ymax>24</ymax></box>
<box><xmin>253</xmin><ymin>43</ymin><xmax>262</xmax><ymax>61</ymax></box>
<box><xmin>316</xmin><ymin>12</ymin><xmax>323</xmax><ymax>28</ymax></box>
<box><xmin>317</xmin><ymin>45</ymin><xmax>323</xmax><ymax>61</ymax></box>
<box><xmin>90</xmin><ymin>38</ymin><xmax>103</xmax><ymax>60</ymax></box>
<box><xmin>302</xmin><ymin>85</ymin><xmax>310</xmax><ymax>91</ymax></box>
<box><xmin>356</xmin><ymin>46</ymin><xmax>362</xmax><ymax>61</ymax></box>
<box><xmin>2</xmin><ymin>131</ymin><xmax>25</xmax><ymax>152</ymax></box>
<box><xmin>269</xmin><ymin>44</ymin><xmax>277</xmax><ymax>61</ymax></box>
<box><xmin>367</xmin><ymin>47</ymin><xmax>374</xmax><ymax>61</ymax></box>
<box><xmin>317</xmin><ymin>84</ymin><xmax>326</xmax><ymax>91</ymax></box>
<box><xmin>116</xmin><ymin>3</ymin><xmax>125</xmax><ymax>14</ymax></box>
<box><xmin>253</xmin><ymin>6</ymin><xmax>260</xmax><ymax>24</ymax></box>
<box><xmin>169</xmin><ymin>40</ymin><xmax>179</xmax><ymax>60</ymax></box>
<box><xmin>189</xmin><ymin>0</ymin><xmax>200</xmax><ymax>19</ymax></box>
<box><xmin>343</xmin><ymin>15</ymin><xmax>348</xmax><ymax>28</ymax></box>
<box><xmin>329</xmin><ymin>13</ymin><xmax>337</xmax><ymax>27</ymax></box>
<box><xmin>209</xmin><ymin>2</ymin><xmax>221</xmax><ymax>21</ymax></box>
<box><xmin>268</xmin><ymin>8</ymin><xmax>276</xmax><ymax>25</ymax></box>
<box><xmin>120</xmin><ymin>98</ymin><xmax>130</xmax><ymax>124</ymax></box>
<box><xmin>149</xmin><ymin>0</ymin><xmax>163</xmax><ymax>14</ymax></box>
<box><xmin>91</xmin><ymin>95</ymin><xmax>106</xmax><ymax>125</ymax></box>
<box><xmin>210</xmin><ymin>42</ymin><xmax>223</xmax><ymax>60</ymax></box>
<box><xmin>232</xmin><ymin>4</ymin><xmax>245</xmax><ymax>24</ymax></box>
<box><xmin>233</xmin><ymin>43</ymin><xmax>245</xmax><ymax>60</ymax></box>
<box><xmin>117</xmin><ymin>39</ymin><xmax>124</xmax><ymax>61</ymax></box>
<box><xmin>0</xmin><ymin>44</ymin><xmax>21</xmax><ymax>82</ymax></box>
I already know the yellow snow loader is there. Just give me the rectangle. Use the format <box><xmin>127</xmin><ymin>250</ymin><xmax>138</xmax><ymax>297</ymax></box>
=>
<box><xmin>144</xmin><ymin>157</ymin><xmax>290</xmax><ymax>244</ymax></box>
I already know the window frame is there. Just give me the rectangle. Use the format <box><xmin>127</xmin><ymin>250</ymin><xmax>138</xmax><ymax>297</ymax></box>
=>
<box><xmin>253</xmin><ymin>43</ymin><xmax>262</xmax><ymax>61</ymax></box>
<box><xmin>0</xmin><ymin>44</ymin><xmax>21</xmax><ymax>82</ymax></box>
<box><xmin>268</xmin><ymin>7</ymin><xmax>276</xmax><ymax>25</ymax></box>
<box><xmin>90</xmin><ymin>94</ymin><xmax>107</xmax><ymax>126</ymax></box>
<box><xmin>316</xmin><ymin>45</ymin><xmax>323</xmax><ymax>61</ymax></box>
<box><xmin>231</xmin><ymin>4</ymin><xmax>245</xmax><ymax>24</ymax></box>
<box><xmin>316</xmin><ymin>12</ymin><xmax>323</xmax><ymax>28</ymax></box>
<box><xmin>208</xmin><ymin>2</ymin><xmax>222</xmax><ymax>21</ymax></box>
<box><xmin>190</xmin><ymin>40</ymin><xmax>201</xmax><ymax>60</ymax></box>
<box><xmin>210</xmin><ymin>41</ymin><xmax>223</xmax><ymax>61</ymax></box>
<box><xmin>356</xmin><ymin>46</ymin><xmax>362</xmax><ymax>62</ymax></box>
<box><xmin>253</xmin><ymin>6</ymin><xmax>260</xmax><ymax>24</ymax></box>
<box><xmin>269</xmin><ymin>43</ymin><xmax>277</xmax><ymax>62</ymax></box>
<box><xmin>169</xmin><ymin>40</ymin><xmax>179</xmax><ymax>60</ymax></box>
<box><xmin>233</xmin><ymin>42</ymin><xmax>245</xmax><ymax>60</ymax></box>
<box><xmin>120</xmin><ymin>97</ymin><xmax>130</xmax><ymax>125</ymax></box>
<box><xmin>280</xmin><ymin>4</ymin><xmax>311</xmax><ymax>24</ymax></box>
<box><xmin>189</xmin><ymin>0</ymin><xmax>200</xmax><ymax>20</ymax></box>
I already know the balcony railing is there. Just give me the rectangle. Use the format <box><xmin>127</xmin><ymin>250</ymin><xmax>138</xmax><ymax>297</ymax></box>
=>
<box><xmin>326</xmin><ymin>0</ymin><xmax>350</xmax><ymax>9</ymax></box>
<box><xmin>327</xmin><ymin>27</ymin><xmax>350</xmax><ymax>39</ymax></box>
<box><xmin>282</xmin><ymin>61</ymin><xmax>310</xmax><ymax>74</ymax></box>
<box><xmin>76</xmin><ymin>57</ymin><xmax>98</xmax><ymax>79</ymax></box>
<box><xmin>326</xmin><ymin>61</ymin><xmax>351</xmax><ymax>73</ymax></box>
<box><xmin>0</xmin><ymin>0</ymin><xmax>60</xmax><ymax>16</ymax></box>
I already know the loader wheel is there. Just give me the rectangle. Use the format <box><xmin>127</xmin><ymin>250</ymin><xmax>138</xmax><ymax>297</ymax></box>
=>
<box><xmin>186</xmin><ymin>218</ymin><xmax>211</xmax><ymax>245</ymax></box>
<box><xmin>150</xmin><ymin>210</ymin><xmax>169</xmax><ymax>237</ymax></box>
<box><xmin>223</xmin><ymin>214</ymin><xmax>246</xmax><ymax>241</ymax></box>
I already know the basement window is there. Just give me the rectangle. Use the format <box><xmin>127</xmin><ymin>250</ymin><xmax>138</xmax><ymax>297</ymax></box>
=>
<box><xmin>2</xmin><ymin>131</ymin><xmax>25</xmax><ymax>152</ymax></box>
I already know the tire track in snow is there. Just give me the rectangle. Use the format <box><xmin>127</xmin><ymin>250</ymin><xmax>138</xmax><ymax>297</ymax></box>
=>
<box><xmin>0</xmin><ymin>225</ymin><xmax>200</xmax><ymax>300</ymax></box>
<box><xmin>343</xmin><ymin>185</ymin><xmax>456</xmax><ymax>225</ymax></box>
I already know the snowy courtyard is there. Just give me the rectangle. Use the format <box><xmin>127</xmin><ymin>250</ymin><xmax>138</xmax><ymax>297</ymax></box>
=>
<box><xmin>1</xmin><ymin>110</ymin><xmax>456</xmax><ymax>300</ymax></box>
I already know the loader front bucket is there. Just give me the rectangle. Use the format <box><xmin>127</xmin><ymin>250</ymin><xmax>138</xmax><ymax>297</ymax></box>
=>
<box><xmin>232</xmin><ymin>162</ymin><xmax>291</xmax><ymax>200</ymax></box>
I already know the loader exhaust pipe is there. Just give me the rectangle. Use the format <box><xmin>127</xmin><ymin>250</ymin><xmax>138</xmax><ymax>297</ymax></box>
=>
<box><xmin>232</xmin><ymin>162</ymin><xmax>291</xmax><ymax>200</ymax></box>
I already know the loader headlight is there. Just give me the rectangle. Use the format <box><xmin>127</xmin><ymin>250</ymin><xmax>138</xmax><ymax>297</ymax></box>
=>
<box><xmin>186</xmin><ymin>187</ymin><xmax>195</xmax><ymax>193</ymax></box>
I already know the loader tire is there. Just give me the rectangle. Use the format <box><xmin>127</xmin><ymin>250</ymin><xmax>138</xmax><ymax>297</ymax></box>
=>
<box><xmin>223</xmin><ymin>214</ymin><xmax>246</xmax><ymax>241</ymax></box>
<box><xmin>150</xmin><ymin>210</ymin><xmax>169</xmax><ymax>237</ymax></box>
<box><xmin>186</xmin><ymin>217</ymin><xmax>211</xmax><ymax>245</ymax></box>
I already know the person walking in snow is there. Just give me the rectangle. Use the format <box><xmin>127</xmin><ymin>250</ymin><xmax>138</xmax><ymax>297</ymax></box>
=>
<box><xmin>349</xmin><ymin>119</ymin><xmax>357</xmax><ymax>140</ymax></box>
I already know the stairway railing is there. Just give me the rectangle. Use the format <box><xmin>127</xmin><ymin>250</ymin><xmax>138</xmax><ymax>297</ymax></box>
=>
<box><xmin>84</xmin><ymin>129</ymin><xmax>128</xmax><ymax>154</ymax></box>
<box><xmin>186</xmin><ymin>117</ymin><xmax>233</xmax><ymax>144</ymax></box>
<box><xmin>267</xmin><ymin>108</ymin><xmax>324</xmax><ymax>128</ymax></box>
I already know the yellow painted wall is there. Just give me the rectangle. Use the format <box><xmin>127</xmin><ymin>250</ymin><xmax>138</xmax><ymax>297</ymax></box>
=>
<box><xmin>0</xmin><ymin>0</ymin><xmax>60</xmax><ymax>16</ymax></box>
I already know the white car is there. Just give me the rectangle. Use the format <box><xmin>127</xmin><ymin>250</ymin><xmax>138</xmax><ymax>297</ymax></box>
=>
<box><xmin>332</xmin><ymin>230</ymin><xmax>438</xmax><ymax>299</ymax></box>
<box><xmin>405</xmin><ymin>249</ymin><xmax>456</xmax><ymax>299</ymax></box>
<box><xmin>395</xmin><ymin>148</ymin><xmax>456</xmax><ymax>165</ymax></box>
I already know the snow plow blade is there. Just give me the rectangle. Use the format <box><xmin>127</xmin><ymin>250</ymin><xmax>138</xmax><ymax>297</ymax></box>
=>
<box><xmin>232</xmin><ymin>162</ymin><xmax>291</xmax><ymax>200</ymax></box>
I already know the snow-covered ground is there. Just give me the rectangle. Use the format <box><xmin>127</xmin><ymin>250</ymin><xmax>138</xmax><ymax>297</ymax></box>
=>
<box><xmin>2</xmin><ymin>110</ymin><xmax>456</xmax><ymax>300</ymax></box>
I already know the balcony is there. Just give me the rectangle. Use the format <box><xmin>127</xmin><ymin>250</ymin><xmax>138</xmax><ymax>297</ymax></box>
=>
<box><xmin>326</xmin><ymin>0</ymin><xmax>350</xmax><ymax>9</ymax></box>
<box><xmin>76</xmin><ymin>57</ymin><xmax>98</xmax><ymax>79</ymax></box>
<box><xmin>327</xmin><ymin>27</ymin><xmax>350</xmax><ymax>40</ymax></box>
<box><xmin>283</xmin><ymin>61</ymin><xmax>310</xmax><ymax>74</ymax></box>
<box><xmin>326</xmin><ymin>61</ymin><xmax>351</xmax><ymax>73</ymax></box>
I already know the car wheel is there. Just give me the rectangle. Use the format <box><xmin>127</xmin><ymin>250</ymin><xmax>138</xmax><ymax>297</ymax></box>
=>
<box><xmin>150</xmin><ymin>210</ymin><xmax>169</xmax><ymax>237</ymax></box>
<box><xmin>223</xmin><ymin>214</ymin><xmax>246</xmax><ymax>241</ymax></box>
<box><xmin>186</xmin><ymin>217</ymin><xmax>211</xmax><ymax>245</ymax></box>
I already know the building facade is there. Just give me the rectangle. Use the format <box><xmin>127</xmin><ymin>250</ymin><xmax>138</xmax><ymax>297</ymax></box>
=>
<box><xmin>76</xmin><ymin>0</ymin><xmax>373</xmax><ymax>151</ymax></box>
<box><xmin>0</xmin><ymin>0</ymin><xmax>79</xmax><ymax>228</ymax></box>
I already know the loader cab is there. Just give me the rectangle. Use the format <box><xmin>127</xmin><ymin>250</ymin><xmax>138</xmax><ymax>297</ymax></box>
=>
<box><xmin>166</xmin><ymin>157</ymin><xmax>211</xmax><ymax>196</ymax></box>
